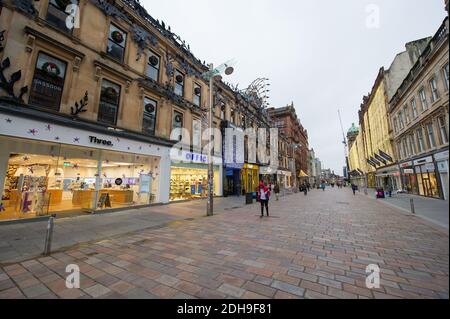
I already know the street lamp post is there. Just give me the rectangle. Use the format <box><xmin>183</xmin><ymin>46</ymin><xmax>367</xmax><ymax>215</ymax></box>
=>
<box><xmin>203</xmin><ymin>61</ymin><xmax>235</xmax><ymax>216</ymax></box>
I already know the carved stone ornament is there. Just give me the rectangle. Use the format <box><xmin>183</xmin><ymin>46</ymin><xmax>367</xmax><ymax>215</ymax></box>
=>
<box><xmin>25</xmin><ymin>34</ymin><xmax>35</xmax><ymax>53</ymax></box>
<box><xmin>94</xmin><ymin>66</ymin><xmax>102</xmax><ymax>81</ymax></box>
<box><xmin>0</xmin><ymin>57</ymin><xmax>28</xmax><ymax>101</ymax></box>
<box><xmin>73</xmin><ymin>56</ymin><xmax>82</xmax><ymax>72</ymax></box>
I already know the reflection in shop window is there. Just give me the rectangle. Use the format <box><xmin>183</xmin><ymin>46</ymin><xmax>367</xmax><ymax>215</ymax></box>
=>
<box><xmin>98</xmin><ymin>79</ymin><xmax>121</xmax><ymax>125</ymax></box>
<box><xmin>29</xmin><ymin>52</ymin><xmax>67</xmax><ymax>111</ymax></box>
<box><xmin>142</xmin><ymin>97</ymin><xmax>157</xmax><ymax>136</ymax></box>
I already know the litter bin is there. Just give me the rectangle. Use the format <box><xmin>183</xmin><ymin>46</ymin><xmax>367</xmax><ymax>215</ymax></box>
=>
<box><xmin>245</xmin><ymin>192</ymin><xmax>253</xmax><ymax>204</ymax></box>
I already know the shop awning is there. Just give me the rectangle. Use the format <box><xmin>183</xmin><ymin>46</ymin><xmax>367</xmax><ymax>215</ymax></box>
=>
<box><xmin>298</xmin><ymin>170</ymin><xmax>308</xmax><ymax>177</ymax></box>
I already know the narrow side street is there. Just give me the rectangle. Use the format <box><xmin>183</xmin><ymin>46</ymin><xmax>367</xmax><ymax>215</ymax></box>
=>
<box><xmin>0</xmin><ymin>188</ymin><xmax>448</xmax><ymax>299</ymax></box>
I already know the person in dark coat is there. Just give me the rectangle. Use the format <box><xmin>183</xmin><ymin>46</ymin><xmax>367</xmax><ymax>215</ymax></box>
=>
<box><xmin>351</xmin><ymin>183</ymin><xmax>358</xmax><ymax>195</ymax></box>
<box><xmin>273</xmin><ymin>183</ymin><xmax>280</xmax><ymax>201</ymax></box>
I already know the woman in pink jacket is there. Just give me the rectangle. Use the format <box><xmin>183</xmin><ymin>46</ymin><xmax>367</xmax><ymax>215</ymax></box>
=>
<box><xmin>257</xmin><ymin>181</ymin><xmax>270</xmax><ymax>217</ymax></box>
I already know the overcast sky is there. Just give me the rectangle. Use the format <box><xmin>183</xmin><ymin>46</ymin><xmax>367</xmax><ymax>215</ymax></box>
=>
<box><xmin>141</xmin><ymin>0</ymin><xmax>446</xmax><ymax>174</ymax></box>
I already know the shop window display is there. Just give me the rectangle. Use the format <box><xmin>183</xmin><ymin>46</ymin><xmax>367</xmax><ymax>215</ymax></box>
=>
<box><xmin>0</xmin><ymin>138</ymin><xmax>160</xmax><ymax>221</ymax></box>
<box><xmin>169</xmin><ymin>166</ymin><xmax>219</xmax><ymax>201</ymax></box>
<box><xmin>416</xmin><ymin>163</ymin><xmax>440</xmax><ymax>198</ymax></box>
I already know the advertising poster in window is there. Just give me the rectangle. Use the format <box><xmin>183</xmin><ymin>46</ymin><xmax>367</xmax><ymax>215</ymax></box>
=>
<box><xmin>139</xmin><ymin>174</ymin><xmax>151</xmax><ymax>193</ymax></box>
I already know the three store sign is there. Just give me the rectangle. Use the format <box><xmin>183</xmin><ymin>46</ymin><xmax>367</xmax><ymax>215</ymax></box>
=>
<box><xmin>89</xmin><ymin>136</ymin><xmax>114</xmax><ymax>146</ymax></box>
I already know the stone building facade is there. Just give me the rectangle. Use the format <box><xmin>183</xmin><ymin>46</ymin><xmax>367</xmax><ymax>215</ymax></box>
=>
<box><xmin>0</xmin><ymin>0</ymin><xmax>284</xmax><ymax>220</ymax></box>
<box><xmin>389</xmin><ymin>17</ymin><xmax>449</xmax><ymax>200</ymax></box>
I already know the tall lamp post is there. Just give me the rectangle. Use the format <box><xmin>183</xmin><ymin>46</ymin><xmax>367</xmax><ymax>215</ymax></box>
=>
<box><xmin>202</xmin><ymin>60</ymin><xmax>236</xmax><ymax>216</ymax></box>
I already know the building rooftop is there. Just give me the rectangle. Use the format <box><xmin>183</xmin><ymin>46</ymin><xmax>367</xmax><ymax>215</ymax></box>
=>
<box><xmin>347</xmin><ymin>123</ymin><xmax>359</xmax><ymax>134</ymax></box>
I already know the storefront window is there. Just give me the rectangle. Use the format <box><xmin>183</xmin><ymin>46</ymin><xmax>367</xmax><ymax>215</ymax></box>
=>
<box><xmin>169</xmin><ymin>164</ymin><xmax>219</xmax><ymax>201</ymax></box>
<box><xmin>0</xmin><ymin>137</ymin><xmax>160</xmax><ymax>221</ymax></box>
<box><xmin>29</xmin><ymin>52</ymin><xmax>67</xmax><ymax>111</ymax></box>
<box><xmin>416</xmin><ymin>163</ymin><xmax>440</xmax><ymax>198</ymax></box>
<box><xmin>438</xmin><ymin>116</ymin><xmax>448</xmax><ymax>144</ymax></box>
<box><xmin>98</xmin><ymin>79</ymin><xmax>121</xmax><ymax>125</ymax></box>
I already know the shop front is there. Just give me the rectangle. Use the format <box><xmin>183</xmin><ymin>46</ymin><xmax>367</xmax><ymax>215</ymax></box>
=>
<box><xmin>169</xmin><ymin>150</ymin><xmax>222</xmax><ymax>201</ymax></box>
<box><xmin>259</xmin><ymin>165</ymin><xmax>277</xmax><ymax>185</ymax></box>
<box><xmin>0</xmin><ymin>114</ymin><xmax>171</xmax><ymax>222</ymax></box>
<box><xmin>414</xmin><ymin>156</ymin><xmax>440</xmax><ymax>199</ymax></box>
<box><xmin>277</xmin><ymin>170</ymin><xmax>292</xmax><ymax>189</ymax></box>
<box><xmin>375</xmin><ymin>164</ymin><xmax>401</xmax><ymax>191</ymax></box>
<box><xmin>399</xmin><ymin>161</ymin><xmax>418</xmax><ymax>194</ymax></box>
<box><xmin>241</xmin><ymin>163</ymin><xmax>259</xmax><ymax>195</ymax></box>
<box><xmin>434</xmin><ymin>150</ymin><xmax>449</xmax><ymax>200</ymax></box>
<box><xmin>224</xmin><ymin>162</ymin><xmax>242</xmax><ymax>197</ymax></box>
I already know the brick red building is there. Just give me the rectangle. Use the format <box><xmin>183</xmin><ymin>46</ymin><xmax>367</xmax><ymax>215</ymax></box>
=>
<box><xmin>268</xmin><ymin>103</ymin><xmax>309</xmax><ymax>184</ymax></box>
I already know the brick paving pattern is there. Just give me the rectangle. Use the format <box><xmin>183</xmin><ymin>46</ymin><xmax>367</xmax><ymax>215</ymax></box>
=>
<box><xmin>0</xmin><ymin>188</ymin><xmax>448</xmax><ymax>299</ymax></box>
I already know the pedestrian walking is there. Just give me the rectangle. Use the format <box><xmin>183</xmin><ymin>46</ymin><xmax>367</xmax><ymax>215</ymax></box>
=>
<box><xmin>257</xmin><ymin>181</ymin><xmax>270</xmax><ymax>217</ymax></box>
<box><xmin>274</xmin><ymin>183</ymin><xmax>280</xmax><ymax>201</ymax></box>
<box><xmin>320</xmin><ymin>182</ymin><xmax>326</xmax><ymax>191</ymax></box>
<box><xmin>351</xmin><ymin>183</ymin><xmax>357</xmax><ymax>195</ymax></box>
<box><xmin>302</xmin><ymin>183</ymin><xmax>308</xmax><ymax>196</ymax></box>
<box><xmin>386</xmin><ymin>184</ymin><xmax>393</xmax><ymax>197</ymax></box>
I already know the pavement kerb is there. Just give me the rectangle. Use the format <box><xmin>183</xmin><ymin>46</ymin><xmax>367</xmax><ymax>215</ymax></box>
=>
<box><xmin>357</xmin><ymin>192</ymin><xmax>449</xmax><ymax>236</ymax></box>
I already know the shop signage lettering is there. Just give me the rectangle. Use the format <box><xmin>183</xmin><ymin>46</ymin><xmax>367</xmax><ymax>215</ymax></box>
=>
<box><xmin>414</xmin><ymin>156</ymin><xmax>432</xmax><ymax>166</ymax></box>
<box><xmin>401</xmin><ymin>162</ymin><xmax>413</xmax><ymax>168</ymax></box>
<box><xmin>89</xmin><ymin>136</ymin><xmax>113</xmax><ymax>146</ymax></box>
<box><xmin>403</xmin><ymin>169</ymin><xmax>414</xmax><ymax>174</ymax></box>
<box><xmin>185</xmin><ymin>152</ymin><xmax>207</xmax><ymax>163</ymax></box>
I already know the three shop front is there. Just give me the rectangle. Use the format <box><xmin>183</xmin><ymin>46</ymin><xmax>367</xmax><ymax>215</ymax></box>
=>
<box><xmin>0</xmin><ymin>113</ymin><xmax>172</xmax><ymax>222</ymax></box>
<box><xmin>169</xmin><ymin>149</ymin><xmax>223</xmax><ymax>201</ymax></box>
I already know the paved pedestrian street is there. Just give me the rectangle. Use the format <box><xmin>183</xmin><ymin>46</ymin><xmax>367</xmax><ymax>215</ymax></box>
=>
<box><xmin>0</xmin><ymin>188</ymin><xmax>448</xmax><ymax>299</ymax></box>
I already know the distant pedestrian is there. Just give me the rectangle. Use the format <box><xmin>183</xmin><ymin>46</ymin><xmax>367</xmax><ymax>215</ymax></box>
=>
<box><xmin>386</xmin><ymin>184</ymin><xmax>393</xmax><ymax>197</ymax></box>
<box><xmin>320</xmin><ymin>183</ymin><xmax>326</xmax><ymax>191</ymax></box>
<box><xmin>257</xmin><ymin>181</ymin><xmax>270</xmax><ymax>217</ymax></box>
<box><xmin>274</xmin><ymin>183</ymin><xmax>280</xmax><ymax>201</ymax></box>
<box><xmin>351</xmin><ymin>183</ymin><xmax>358</xmax><ymax>195</ymax></box>
<box><xmin>302</xmin><ymin>183</ymin><xmax>308</xmax><ymax>195</ymax></box>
